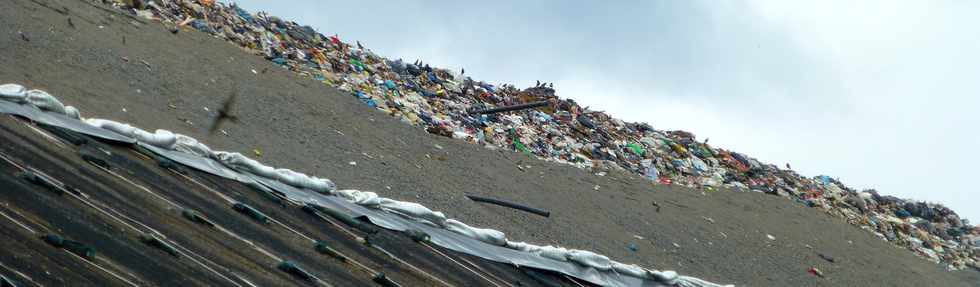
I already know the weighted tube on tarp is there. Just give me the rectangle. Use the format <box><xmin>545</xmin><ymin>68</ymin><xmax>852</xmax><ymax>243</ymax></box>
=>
<box><xmin>313</xmin><ymin>241</ymin><xmax>347</xmax><ymax>262</ymax></box>
<box><xmin>41</xmin><ymin>234</ymin><xmax>96</xmax><ymax>261</ymax></box>
<box><xmin>39</xmin><ymin>124</ymin><xmax>89</xmax><ymax>146</ymax></box>
<box><xmin>468</xmin><ymin>101</ymin><xmax>549</xmax><ymax>115</ymax></box>
<box><xmin>372</xmin><ymin>272</ymin><xmax>401</xmax><ymax>287</ymax></box>
<box><xmin>78</xmin><ymin>149</ymin><xmax>111</xmax><ymax>170</ymax></box>
<box><xmin>243</xmin><ymin>181</ymin><xmax>284</xmax><ymax>205</ymax></box>
<box><xmin>134</xmin><ymin>145</ymin><xmax>182</xmax><ymax>172</ymax></box>
<box><xmin>277</xmin><ymin>261</ymin><xmax>316</xmax><ymax>282</ymax></box>
<box><xmin>403</xmin><ymin>229</ymin><xmax>430</xmax><ymax>243</ymax></box>
<box><xmin>139</xmin><ymin>234</ymin><xmax>180</xmax><ymax>258</ymax></box>
<box><xmin>232</xmin><ymin>203</ymin><xmax>270</xmax><ymax>224</ymax></box>
<box><xmin>465</xmin><ymin>195</ymin><xmax>551</xmax><ymax>217</ymax></box>
<box><xmin>303</xmin><ymin>203</ymin><xmax>378</xmax><ymax>234</ymax></box>
<box><xmin>16</xmin><ymin>171</ymin><xmax>62</xmax><ymax>195</ymax></box>
<box><xmin>181</xmin><ymin>209</ymin><xmax>216</xmax><ymax>228</ymax></box>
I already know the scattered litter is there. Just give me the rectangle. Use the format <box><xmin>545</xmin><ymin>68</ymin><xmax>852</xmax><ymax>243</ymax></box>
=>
<box><xmin>140</xmin><ymin>60</ymin><xmax>152</xmax><ymax>71</ymax></box>
<box><xmin>766</xmin><ymin>234</ymin><xmax>776</xmax><ymax>241</ymax></box>
<box><xmin>277</xmin><ymin>261</ymin><xmax>316</xmax><ymax>282</ymax></box>
<box><xmin>807</xmin><ymin>267</ymin><xmax>824</xmax><ymax>278</ymax></box>
<box><xmin>348</xmin><ymin>161</ymin><xmax>356</xmax><ymax>166</ymax></box>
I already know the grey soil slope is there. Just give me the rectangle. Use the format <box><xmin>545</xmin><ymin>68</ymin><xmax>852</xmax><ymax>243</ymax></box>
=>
<box><xmin>2</xmin><ymin>0</ymin><xmax>978</xmax><ymax>286</ymax></box>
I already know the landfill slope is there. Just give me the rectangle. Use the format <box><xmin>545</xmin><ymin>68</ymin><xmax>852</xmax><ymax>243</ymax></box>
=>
<box><xmin>1</xmin><ymin>0</ymin><xmax>979</xmax><ymax>286</ymax></box>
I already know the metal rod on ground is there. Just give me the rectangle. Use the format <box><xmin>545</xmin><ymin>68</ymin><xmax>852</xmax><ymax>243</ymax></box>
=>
<box><xmin>468</xmin><ymin>101</ymin><xmax>549</xmax><ymax>115</ymax></box>
<box><xmin>465</xmin><ymin>195</ymin><xmax>550</xmax><ymax>217</ymax></box>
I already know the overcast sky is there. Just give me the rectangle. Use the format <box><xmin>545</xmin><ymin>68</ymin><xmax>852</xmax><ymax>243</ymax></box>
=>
<box><xmin>233</xmin><ymin>0</ymin><xmax>979</xmax><ymax>222</ymax></box>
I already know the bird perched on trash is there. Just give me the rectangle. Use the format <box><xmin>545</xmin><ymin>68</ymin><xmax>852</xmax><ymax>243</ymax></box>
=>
<box><xmin>356</xmin><ymin>41</ymin><xmax>364</xmax><ymax>50</ymax></box>
<box><xmin>208</xmin><ymin>92</ymin><xmax>239</xmax><ymax>135</ymax></box>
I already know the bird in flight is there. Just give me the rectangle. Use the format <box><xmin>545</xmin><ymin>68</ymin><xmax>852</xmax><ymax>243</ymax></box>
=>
<box><xmin>208</xmin><ymin>92</ymin><xmax>239</xmax><ymax>135</ymax></box>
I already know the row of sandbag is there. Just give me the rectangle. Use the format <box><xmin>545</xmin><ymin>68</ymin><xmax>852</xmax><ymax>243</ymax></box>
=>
<box><xmin>0</xmin><ymin>83</ymin><xmax>731</xmax><ymax>287</ymax></box>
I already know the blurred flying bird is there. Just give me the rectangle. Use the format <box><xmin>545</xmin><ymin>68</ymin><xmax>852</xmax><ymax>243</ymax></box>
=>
<box><xmin>208</xmin><ymin>92</ymin><xmax>239</xmax><ymax>135</ymax></box>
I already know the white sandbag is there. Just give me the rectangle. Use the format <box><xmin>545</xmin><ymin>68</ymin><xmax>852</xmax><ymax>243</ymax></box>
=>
<box><xmin>133</xmin><ymin>129</ymin><xmax>177</xmax><ymax>148</ymax></box>
<box><xmin>650</xmin><ymin>270</ymin><xmax>679</xmax><ymax>284</ymax></box>
<box><xmin>538</xmin><ymin>245</ymin><xmax>571</xmax><ymax>262</ymax></box>
<box><xmin>26</xmin><ymin>90</ymin><xmax>67</xmax><ymax>115</ymax></box>
<box><xmin>0</xmin><ymin>84</ymin><xmax>28</xmax><ymax>102</ymax></box>
<box><xmin>505</xmin><ymin>242</ymin><xmax>570</xmax><ymax>262</ymax></box>
<box><xmin>444</xmin><ymin>219</ymin><xmax>507</xmax><ymax>246</ymax></box>
<box><xmin>377</xmin><ymin>198</ymin><xmax>447</xmax><ymax>226</ymax></box>
<box><xmin>611</xmin><ymin>262</ymin><xmax>649</xmax><ymax>278</ymax></box>
<box><xmin>505</xmin><ymin>241</ymin><xmax>539</xmax><ymax>252</ymax></box>
<box><xmin>567</xmin><ymin>249</ymin><xmax>613</xmax><ymax>270</ymax></box>
<box><xmin>334</xmin><ymin>189</ymin><xmax>383</xmax><ymax>206</ymax></box>
<box><xmin>173</xmin><ymin>135</ymin><xmax>213</xmax><ymax>157</ymax></box>
<box><xmin>213</xmin><ymin>151</ymin><xmax>335</xmax><ymax>192</ymax></box>
<box><xmin>86</xmin><ymin>118</ymin><xmax>139</xmax><ymax>137</ymax></box>
<box><xmin>274</xmin><ymin>168</ymin><xmax>336</xmax><ymax>193</ymax></box>
<box><xmin>64</xmin><ymin>106</ymin><xmax>81</xmax><ymax>119</ymax></box>
<box><xmin>214</xmin><ymin>151</ymin><xmax>275</xmax><ymax>176</ymax></box>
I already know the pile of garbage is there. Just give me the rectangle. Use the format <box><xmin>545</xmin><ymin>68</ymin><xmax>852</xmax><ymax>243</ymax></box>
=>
<box><xmin>101</xmin><ymin>0</ymin><xmax>978</xmax><ymax>271</ymax></box>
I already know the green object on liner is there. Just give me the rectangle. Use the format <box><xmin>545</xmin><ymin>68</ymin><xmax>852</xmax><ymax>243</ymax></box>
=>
<box><xmin>139</xmin><ymin>233</ymin><xmax>180</xmax><ymax>258</ymax></box>
<box><xmin>16</xmin><ymin>171</ymin><xmax>62</xmax><ymax>195</ymax></box>
<box><xmin>232</xmin><ymin>202</ymin><xmax>270</xmax><ymax>224</ymax></box>
<box><xmin>626</xmin><ymin>143</ymin><xmax>645</xmax><ymax>157</ymax></box>
<box><xmin>41</xmin><ymin>234</ymin><xmax>96</xmax><ymax>261</ymax></box>
<box><xmin>181</xmin><ymin>209</ymin><xmax>216</xmax><ymax>228</ymax></box>
<box><xmin>313</xmin><ymin>241</ymin><xmax>347</xmax><ymax>262</ymax></box>
<box><xmin>513</xmin><ymin>139</ymin><xmax>531</xmax><ymax>156</ymax></box>
<box><xmin>303</xmin><ymin>203</ymin><xmax>378</xmax><ymax>234</ymax></box>
<box><xmin>278</xmin><ymin>261</ymin><xmax>316</xmax><ymax>281</ymax></box>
